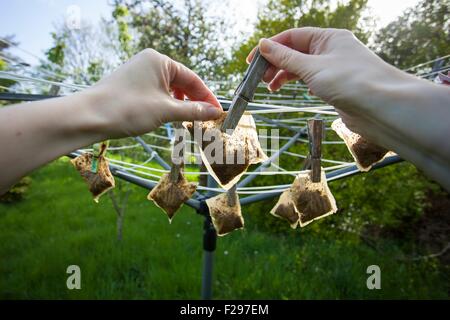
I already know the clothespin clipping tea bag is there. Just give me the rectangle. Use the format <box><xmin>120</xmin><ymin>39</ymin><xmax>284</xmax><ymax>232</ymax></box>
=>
<box><xmin>148</xmin><ymin>122</ymin><xmax>197</xmax><ymax>222</ymax></box>
<box><xmin>184</xmin><ymin>112</ymin><xmax>267</xmax><ymax>190</ymax></box>
<box><xmin>71</xmin><ymin>141</ymin><xmax>115</xmax><ymax>202</ymax></box>
<box><xmin>290</xmin><ymin>170</ymin><xmax>337</xmax><ymax>227</ymax></box>
<box><xmin>270</xmin><ymin>189</ymin><xmax>300</xmax><ymax>229</ymax></box>
<box><xmin>206</xmin><ymin>186</ymin><xmax>244</xmax><ymax>236</ymax></box>
<box><xmin>331</xmin><ymin>118</ymin><xmax>390</xmax><ymax>171</ymax></box>
<box><xmin>271</xmin><ymin>170</ymin><xmax>337</xmax><ymax>228</ymax></box>
<box><xmin>271</xmin><ymin>119</ymin><xmax>337</xmax><ymax>227</ymax></box>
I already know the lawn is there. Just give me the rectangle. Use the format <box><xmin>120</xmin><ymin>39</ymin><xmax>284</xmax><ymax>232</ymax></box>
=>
<box><xmin>0</xmin><ymin>158</ymin><xmax>447</xmax><ymax>299</ymax></box>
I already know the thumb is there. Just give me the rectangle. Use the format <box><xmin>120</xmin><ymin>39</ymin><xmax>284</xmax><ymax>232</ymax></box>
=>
<box><xmin>259</xmin><ymin>38</ymin><xmax>313</xmax><ymax>79</ymax></box>
<box><xmin>169</xmin><ymin>100</ymin><xmax>223</xmax><ymax>122</ymax></box>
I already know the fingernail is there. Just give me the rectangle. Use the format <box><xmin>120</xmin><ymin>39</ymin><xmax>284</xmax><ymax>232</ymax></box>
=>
<box><xmin>201</xmin><ymin>103</ymin><xmax>222</xmax><ymax>119</ymax></box>
<box><xmin>268</xmin><ymin>84</ymin><xmax>279</xmax><ymax>93</ymax></box>
<box><xmin>259</xmin><ymin>38</ymin><xmax>272</xmax><ymax>54</ymax></box>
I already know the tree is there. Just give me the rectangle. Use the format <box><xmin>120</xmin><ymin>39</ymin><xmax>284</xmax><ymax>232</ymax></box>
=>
<box><xmin>0</xmin><ymin>35</ymin><xmax>20</xmax><ymax>91</ymax></box>
<box><xmin>373</xmin><ymin>0</ymin><xmax>449</xmax><ymax>70</ymax></box>
<box><xmin>43</xmin><ymin>20</ymin><xmax>123</xmax><ymax>85</ymax></box>
<box><xmin>227</xmin><ymin>0</ymin><xmax>371</xmax><ymax>74</ymax></box>
<box><xmin>113</xmin><ymin>0</ymin><xmax>230</xmax><ymax>80</ymax></box>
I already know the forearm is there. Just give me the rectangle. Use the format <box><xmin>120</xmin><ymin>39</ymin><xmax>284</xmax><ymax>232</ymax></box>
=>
<box><xmin>0</xmin><ymin>89</ymin><xmax>108</xmax><ymax>194</ymax></box>
<box><xmin>349</xmin><ymin>72</ymin><xmax>450</xmax><ymax>190</ymax></box>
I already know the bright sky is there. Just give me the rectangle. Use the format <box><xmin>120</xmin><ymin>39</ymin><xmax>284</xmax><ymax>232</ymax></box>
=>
<box><xmin>0</xmin><ymin>0</ymin><xmax>420</xmax><ymax>65</ymax></box>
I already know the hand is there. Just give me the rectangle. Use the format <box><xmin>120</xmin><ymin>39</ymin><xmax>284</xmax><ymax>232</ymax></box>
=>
<box><xmin>0</xmin><ymin>49</ymin><xmax>222</xmax><ymax>193</ymax></box>
<box><xmin>89</xmin><ymin>48</ymin><xmax>222</xmax><ymax>138</ymax></box>
<box><xmin>247</xmin><ymin>27</ymin><xmax>450</xmax><ymax>191</ymax></box>
<box><xmin>248</xmin><ymin>27</ymin><xmax>411</xmax><ymax>133</ymax></box>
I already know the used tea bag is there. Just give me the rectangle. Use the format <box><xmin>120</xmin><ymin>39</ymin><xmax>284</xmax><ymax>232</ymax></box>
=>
<box><xmin>71</xmin><ymin>142</ymin><xmax>115</xmax><ymax>202</ymax></box>
<box><xmin>184</xmin><ymin>112</ymin><xmax>267</xmax><ymax>190</ymax></box>
<box><xmin>206</xmin><ymin>191</ymin><xmax>244</xmax><ymax>236</ymax></box>
<box><xmin>148</xmin><ymin>123</ymin><xmax>197</xmax><ymax>221</ymax></box>
<box><xmin>270</xmin><ymin>189</ymin><xmax>300</xmax><ymax>229</ymax></box>
<box><xmin>147</xmin><ymin>172</ymin><xmax>197</xmax><ymax>222</ymax></box>
<box><xmin>290</xmin><ymin>170</ymin><xmax>337</xmax><ymax>227</ymax></box>
<box><xmin>331</xmin><ymin>118</ymin><xmax>389</xmax><ymax>171</ymax></box>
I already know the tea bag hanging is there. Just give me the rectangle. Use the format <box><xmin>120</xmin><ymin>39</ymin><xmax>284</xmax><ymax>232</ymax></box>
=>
<box><xmin>183</xmin><ymin>112</ymin><xmax>267</xmax><ymax>190</ymax></box>
<box><xmin>270</xmin><ymin>119</ymin><xmax>337</xmax><ymax>227</ymax></box>
<box><xmin>296</xmin><ymin>119</ymin><xmax>337</xmax><ymax>226</ymax></box>
<box><xmin>270</xmin><ymin>189</ymin><xmax>300</xmax><ymax>229</ymax></box>
<box><xmin>71</xmin><ymin>141</ymin><xmax>115</xmax><ymax>202</ymax></box>
<box><xmin>147</xmin><ymin>122</ymin><xmax>197</xmax><ymax>222</ymax></box>
<box><xmin>331</xmin><ymin>118</ymin><xmax>390</xmax><ymax>171</ymax></box>
<box><xmin>291</xmin><ymin>169</ymin><xmax>337</xmax><ymax>227</ymax></box>
<box><xmin>206</xmin><ymin>184</ymin><xmax>244</xmax><ymax>236</ymax></box>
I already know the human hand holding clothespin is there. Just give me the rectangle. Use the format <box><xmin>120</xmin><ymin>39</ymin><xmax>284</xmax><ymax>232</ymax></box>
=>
<box><xmin>221</xmin><ymin>49</ymin><xmax>270</xmax><ymax>132</ymax></box>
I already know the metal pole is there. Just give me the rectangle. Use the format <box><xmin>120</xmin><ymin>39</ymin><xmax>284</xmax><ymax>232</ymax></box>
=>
<box><xmin>239</xmin><ymin>155</ymin><xmax>403</xmax><ymax>205</ymax></box>
<box><xmin>67</xmin><ymin>151</ymin><xmax>202</xmax><ymax>210</ymax></box>
<box><xmin>135</xmin><ymin>135</ymin><xmax>203</xmax><ymax>198</ymax></box>
<box><xmin>237</xmin><ymin>131</ymin><xmax>303</xmax><ymax>188</ymax></box>
<box><xmin>134</xmin><ymin>136</ymin><xmax>171</xmax><ymax>170</ymax></box>
<box><xmin>201</xmin><ymin>215</ymin><xmax>216</xmax><ymax>300</ymax></box>
<box><xmin>199</xmin><ymin>175</ymin><xmax>217</xmax><ymax>300</ymax></box>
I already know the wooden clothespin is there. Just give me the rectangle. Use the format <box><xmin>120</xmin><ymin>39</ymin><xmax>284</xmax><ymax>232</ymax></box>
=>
<box><xmin>306</xmin><ymin>119</ymin><xmax>323</xmax><ymax>182</ymax></box>
<box><xmin>170</xmin><ymin>122</ymin><xmax>185</xmax><ymax>182</ymax></box>
<box><xmin>221</xmin><ymin>48</ymin><xmax>270</xmax><ymax>132</ymax></box>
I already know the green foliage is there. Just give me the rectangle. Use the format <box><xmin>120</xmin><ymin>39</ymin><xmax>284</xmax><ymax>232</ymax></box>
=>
<box><xmin>112</xmin><ymin>5</ymin><xmax>133</xmax><ymax>60</ymax></box>
<box><xmin>373</xmin><ymin>0</ymin><xmax>450</xmax><ymax>69</ymax></box>
<box><xmin>0</xmin><ymin>176</ymin><xmax>32</xmax><ymax>203</ymax></box>
<box><xmin>0</xmin><ymin>35</ymin><xmax>19</xmax><ymax>91</ymax></box>
<box><xmin>331</xmin><ymin>163</ymin><xmax>439</xmax><ymax>230</ymax></box>
<box><xmin>0</xmin><ymin>58</ymin><xmax>14</xmax><ymax>92</ymax></box>
<box><xmin>0</xmin><ymin>160</ymin><xmax>447</xmax><ymax>299</ymax></box>
<box><xmin>115</xmin><ymin>0</ymin><xmax>229</xmax><ymax>79</ymax></box>
<box><xmin>226</xmin><ymin>0</ymin><xmax>371</xmax><ymax>74</ymax></box>
<box><xmin>87</xmin><ymin>61</ymin><xmax>105</xmax><ymax>83</ymax></box>
<box><xmin>45</xmin><ymin>32</ymin><xmax>66</xmax><ymax>67</ymax></box>
<box><xmin>41</xmin><ymin>20</ymin><xmax>123</xmax><ymax>85</ymax></box>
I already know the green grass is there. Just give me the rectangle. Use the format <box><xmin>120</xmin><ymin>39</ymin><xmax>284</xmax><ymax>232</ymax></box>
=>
<box><xmin>0</xmin><ymin>159</ymin><xmax>447</xmax><ymax>299</ymax></box>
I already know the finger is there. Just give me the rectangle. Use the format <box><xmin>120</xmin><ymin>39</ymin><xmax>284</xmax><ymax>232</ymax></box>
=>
<box><xmin>246</xmin><ymin>46</ymin><xmax>258</xmax><ymax>64</ymax></box>
<box><xmin>268</xmin><ymin>70</ymin><xmax>299</xmax><ymax>92</ymax></box>
<box><xmin>259</xmin><ymin>38</ymin><xmax>315</xmax><ymax>79</ymax></box>
<box><xmin>248</xmin><ymin>50</ymin><xmax>280</xmax><ymax>83</ymax></box>
<box><xmin>169</xmin><ymin>99</ymin><xmax>223</xmax><ymax>122</ymax></box>
<box><xmin>266</xmin><ymin>27</ymin><xmax>322</xmax><ymax>53</ymax></box>
<box><xmin>263</xmin><ymin>65</ymin><xmax>279</xmax><ymax>83</ymax></box>
<box><xmin>246</xmin><ymin>27</ymin><xmax>323</xmax><ymax>63</ymax></box>
<box><xmin>169</xmin><ymin>60</ymin><xmax>222</xmax><ymax>110</ymax></box>
<box><xmin>173</xmin><ymin>88</ymin><xmax>185</xmax><ymax>101</ymax></box>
